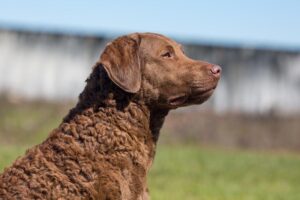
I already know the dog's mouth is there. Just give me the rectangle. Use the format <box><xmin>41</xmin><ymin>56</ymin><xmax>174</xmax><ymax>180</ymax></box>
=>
<box><xmin>188</xmin><ymin>84</ymin><xmax>218</xmax><ymax>104</ymax></box>
<box><xmin>167</xmin><ymin>93</ymin><xmax>189</xmax><ymax>107</ymax></box>
<box><xmin>167</xmin><ymin>84</ymin><xmax>217</xmax><ymax>108</ymax></box>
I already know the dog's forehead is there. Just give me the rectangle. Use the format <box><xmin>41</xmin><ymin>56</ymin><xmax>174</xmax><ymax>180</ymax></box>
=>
<box><xmin>139</xmin><ymin>33</ymin><xmax>179</xmax><ymax>48</ymax></box>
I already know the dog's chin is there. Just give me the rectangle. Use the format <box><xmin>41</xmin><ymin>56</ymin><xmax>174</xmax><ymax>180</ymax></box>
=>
<box><xmin>188</xmin><ymin>86</ymin><xmax>216</xmax><ymax>105</ymax></box>
<box><xmin>166</xmin><ymin>87</ymin><xmax>216</xmax><ymax>109</ymax></box>
<box><xmin>166</xmin><ymin>83</ymin><xmax>218</xmax><ymax>109</ymax></box>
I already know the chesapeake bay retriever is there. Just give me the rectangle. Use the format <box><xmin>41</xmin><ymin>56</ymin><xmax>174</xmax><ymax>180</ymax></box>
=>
<box><xmin>0</xmin><ymin>33</ymin><xmax>221</xmax><ymax>199</ymax></box>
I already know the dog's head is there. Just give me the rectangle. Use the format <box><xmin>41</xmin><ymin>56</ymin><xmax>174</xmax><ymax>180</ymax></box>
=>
<box><xmin>99</xmin><ymin>33</ymin><xmax>221</xmax><ymax>109</ymax></box>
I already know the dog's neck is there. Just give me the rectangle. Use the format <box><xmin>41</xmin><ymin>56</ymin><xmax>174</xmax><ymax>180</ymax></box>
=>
<box><xmin>59</xmin><ymin>99</ymin><xmax>168</xmax><ymax>199</ymax></box>
<box><xmin>63</xmin><ymin>67</ymin><xmax>169</xmax><ymax>144</ymax></box>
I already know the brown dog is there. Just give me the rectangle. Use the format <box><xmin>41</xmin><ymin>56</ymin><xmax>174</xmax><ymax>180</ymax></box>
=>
<box><xmin>0</xmin><ymin>33</ymin><xmax>221</xmax><ymax>200</ymax></box>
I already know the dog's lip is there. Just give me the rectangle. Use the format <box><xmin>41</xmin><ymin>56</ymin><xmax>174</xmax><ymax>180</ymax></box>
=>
<box><xmin>195</xmin><ymin>88</ymin><xmax>214</xmax><ymax>98</ymax></box>
<box><xmin>188</xmin><ymin>85</ymin><xmax>217</xmax><ymax>102</ymax></box>
<box><xmin>168</xmin><ymin>93</ymin><xmax>188</xmax><ymax>106</ymax></box>
<box><xmin>191</xmin><ymin>85</ymin><xmax>216</xmax><ymax>95</ymax></box>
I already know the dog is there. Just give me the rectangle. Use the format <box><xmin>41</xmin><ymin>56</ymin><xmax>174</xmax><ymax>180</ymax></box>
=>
<box><xmin>0</xmin><ymin>33</ymin><xmax>221</xmax><ymax>200</ymax></box>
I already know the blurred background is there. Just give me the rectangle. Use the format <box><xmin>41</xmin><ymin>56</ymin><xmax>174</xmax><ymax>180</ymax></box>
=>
<box><xmin>0</xmin><ymin>1</ymin><xmax>300</xmax><ymax>199</ymax></box>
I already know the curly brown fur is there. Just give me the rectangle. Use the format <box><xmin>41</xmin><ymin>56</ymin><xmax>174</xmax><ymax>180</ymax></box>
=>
<box><xmin>0</xmin><ymin>33</ymin><xmax>220</xmax><ymax>200</ymax></box>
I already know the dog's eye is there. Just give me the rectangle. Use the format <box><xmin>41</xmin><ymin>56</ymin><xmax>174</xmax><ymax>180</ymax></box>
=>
<box><xmin>161</xmin><ymin>52</ymin><xmax>172</xmax><ymax>58</ymax></box>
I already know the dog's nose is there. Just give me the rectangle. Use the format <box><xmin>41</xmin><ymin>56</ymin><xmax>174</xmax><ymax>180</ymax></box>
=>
<box><xmin>210</xmin><ymin>65</ymin><xmax>222</xmax><ymax>77</ymax></box>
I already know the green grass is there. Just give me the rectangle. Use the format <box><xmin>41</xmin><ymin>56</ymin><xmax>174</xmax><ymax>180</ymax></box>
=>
<box><xmin>0</xmin><ymin>146</ymin><xmax>29</xmax><ymax>171</ymax></box>
<box><xmin>1</xmin><ymin>145</ymin><xmax>299</xmax><ymax>200</ymax></box>
<box><xmin>149</xmin><ymin>145</ymin><xmax>300</xmax><ymax>200</ymax></box>
<box><xmin>0</xmin><ymin>100</ymin><xmax>70</xmax><ymax>145</ymax></box>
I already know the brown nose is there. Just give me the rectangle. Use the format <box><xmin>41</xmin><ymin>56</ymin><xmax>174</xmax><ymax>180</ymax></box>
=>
<box><xmin>210</xmin><ymin>65</ymin><xmax>222</xmax><ymax>77</ymax></box>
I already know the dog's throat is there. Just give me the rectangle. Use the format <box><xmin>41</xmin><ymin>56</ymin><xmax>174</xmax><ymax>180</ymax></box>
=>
<box><xmin>149</xmin><ymin>108</ymin><xmax>169</xmax><ymax>142</ymax></box>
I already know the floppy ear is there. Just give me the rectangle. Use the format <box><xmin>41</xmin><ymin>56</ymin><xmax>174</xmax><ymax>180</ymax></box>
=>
<box><xmin>100</xmin><ymin>34</ymin><xmax>141</xmax><ymax>93</ymax></box>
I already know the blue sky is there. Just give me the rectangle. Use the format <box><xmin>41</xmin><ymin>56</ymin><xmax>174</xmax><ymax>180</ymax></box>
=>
<box><xmin>0</xmin><ymin>0</ymin><xmax>299</xmax><ymax>49</ymax></box>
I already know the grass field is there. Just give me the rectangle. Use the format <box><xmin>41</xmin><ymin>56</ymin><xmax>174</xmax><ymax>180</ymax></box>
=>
<box><xmin>0</xmin><ymin>100</ymin><xmax>300</xmax><ymax>199</ymax></box>
<box><xmin>149</xmin><ymin>145</ymin><xmax>300</xmax><ymax>200</ymax></box>
<box><xmin>1</xmin><ymin>145</ymin><xmax>299</xmax><ymax>200</ymax></box>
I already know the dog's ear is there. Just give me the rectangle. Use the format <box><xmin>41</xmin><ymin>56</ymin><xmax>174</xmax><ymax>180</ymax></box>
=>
<box><xmin>100</xmin><ymin>34</ymin><xmax>141</xmax><ymax>93</ymax></box>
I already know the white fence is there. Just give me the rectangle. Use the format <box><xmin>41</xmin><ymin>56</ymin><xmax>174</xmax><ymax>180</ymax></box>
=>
<box><xmin>0</xmin><ymin>29</ymin><xmax>108</xmax><ymax>100</ymax></box>
<box><xmin>1</xmin><ymin>29</ymin><xmax>300</xmax><ymax>114</ymax></box>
